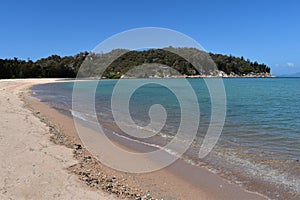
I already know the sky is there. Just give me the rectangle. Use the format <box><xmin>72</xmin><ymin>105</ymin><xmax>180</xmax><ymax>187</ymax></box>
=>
<box><xmin>1</xmin><ymin>0</ymin><xmax>300</xmax><ymax>75</ymax></box>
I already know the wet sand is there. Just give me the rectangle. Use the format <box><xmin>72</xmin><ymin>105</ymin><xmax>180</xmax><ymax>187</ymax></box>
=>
<box><xmin>0</xmin><ymin>79</ymin><xmax>116</xmax><ymax>200</ymax></box>
<box><xmin>1</xmin><ymin>79</ymin><xmax>267</xmax><ymax>199</ymax></box>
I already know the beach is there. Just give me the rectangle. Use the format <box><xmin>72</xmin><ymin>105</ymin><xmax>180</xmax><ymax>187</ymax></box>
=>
<box><xmin>0</xmin><ymin>79</ymin><xmax>267</xmax><ymax>200</ymax></box>
<box><xmin>0</xmin><ymin>79</ymin><xmax>116</xmax><ymax>200</ymax></box>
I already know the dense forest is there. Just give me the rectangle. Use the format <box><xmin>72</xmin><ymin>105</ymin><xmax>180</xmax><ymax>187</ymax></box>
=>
<box><xmin>0</xmin><ymin>53</ymin><xmax>88</xmax><ymax>79</ymax></box>
<box><xmin>0</xmin><ymin>48</ymin><xmax>271</xmax><ymax>79</ymax></box>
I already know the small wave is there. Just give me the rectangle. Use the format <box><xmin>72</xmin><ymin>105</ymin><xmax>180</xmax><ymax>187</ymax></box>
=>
<box><xmin>104</xmin><ymin>128</ymin><xmax>202</xmax><ymax>168</ymax></box>
<box><xmin>70</xmin><ymin>110</ymin><xmax>189</xmax><ymax>161</ymax></box>
<box><xmin>218</xmin><ymin>152</ymin><xmax>300</xmax><ymax>194</ymax></box>
<box><xmin>71</xmin><ymin>109</ymin><xmax>98</xmax><ymax>123</ymax></box>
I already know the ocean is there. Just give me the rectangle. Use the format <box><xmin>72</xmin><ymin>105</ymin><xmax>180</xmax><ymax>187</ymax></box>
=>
<box><xmin>32</xmin><ymin>78</ymin><xmax>300</xmax><ymax>199</ymax></box>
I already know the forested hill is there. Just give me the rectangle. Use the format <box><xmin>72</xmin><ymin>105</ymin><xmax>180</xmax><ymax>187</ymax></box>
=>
<box><xmin>0</xmin><ymin>48</ymin><xmax>271</xmax><ymax>79</ymax></box>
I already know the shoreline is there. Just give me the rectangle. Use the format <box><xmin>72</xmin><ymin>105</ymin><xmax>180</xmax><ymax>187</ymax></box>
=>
<box><xmin>120</xmin><ymin>72</ymin><xmax>275</xmax><ymax>79</ymax></box>
<box><xmin>0</xmin><ymin>79</ymin><xmax>116</xmax><ymax>200</ymax></box>
<box><xmin>21</xmin><ymin>78</ymin><xmax>268</xmax><ymax>199</ymax></box>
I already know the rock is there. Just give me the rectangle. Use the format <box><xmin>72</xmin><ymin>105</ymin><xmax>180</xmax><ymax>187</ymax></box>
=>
<box><xmin>106</xmin><ymin>178</ymin><xmax>113</xmax><ymax>183</ymax></box>
<box><xmin>74</xmin><ymin>144</ymin><xmax>82</xmax><ymax>150</ymax></box>
<box><xmin>83</xmin><ymin>156</ymin><xmax>92</xmax><ymax>162</ymax></box>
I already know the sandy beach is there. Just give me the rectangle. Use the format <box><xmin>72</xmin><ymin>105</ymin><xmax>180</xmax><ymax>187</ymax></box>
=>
<box><xmin>0</xmin><ymin>79</ymin><xmax>116</xmax><ymax>200</ymax></box>
<box><xmin>0</xmin><ymin>79</ymin><xmax>267</xmax><ymax>200</ymax></box>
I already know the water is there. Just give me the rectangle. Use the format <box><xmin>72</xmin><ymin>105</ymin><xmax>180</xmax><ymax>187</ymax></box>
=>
<box><xmin>32</xmin><ymin>78</ymin><xmax>300</xmax><ymax>199</ymax></box>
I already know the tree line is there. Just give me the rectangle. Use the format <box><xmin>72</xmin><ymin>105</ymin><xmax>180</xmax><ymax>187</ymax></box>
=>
<box><xmin>0</xmin><ymin>48</ymin><xmax>270</xmax><ymax>79</ymax></box>
<box><xmin>0</xmin><ymin>52</ymin><xmax>88</xmax><ymax>79</ymax></box>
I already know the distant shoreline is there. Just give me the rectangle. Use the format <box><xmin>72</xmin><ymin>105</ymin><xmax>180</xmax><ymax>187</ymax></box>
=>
<box><xmin>120</xmin><ymin>72</ymin><xmax>275</xmax><ymax>79</ymax></box>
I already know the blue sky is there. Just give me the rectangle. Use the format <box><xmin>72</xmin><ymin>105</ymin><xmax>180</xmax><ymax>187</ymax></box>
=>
<box><xmin>1</xmin><ymin>0</ymin><xmax>299</xmax><ymax>75</ymax></box>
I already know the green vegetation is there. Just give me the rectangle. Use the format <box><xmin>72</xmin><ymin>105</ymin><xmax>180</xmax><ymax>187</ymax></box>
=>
<box><xmin>0</xmin><ymin>53</ymin><xmax>88</xmax><ymax>79</ymax></box>
<box><xmin>209</xmin><ymin>53</ymin><xmax>270</xmax><ymax>75</ymax></box>
<box><xmin>0</xmin><ymin>48</ymin><xmax>270</xmax><ymax>79</ymax></box>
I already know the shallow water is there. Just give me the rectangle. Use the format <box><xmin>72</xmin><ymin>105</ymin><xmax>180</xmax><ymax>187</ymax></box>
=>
<box><xmin>32</xmin><ymin>78</ymin><xmax>300</xmax><ymax>199</ymax></box>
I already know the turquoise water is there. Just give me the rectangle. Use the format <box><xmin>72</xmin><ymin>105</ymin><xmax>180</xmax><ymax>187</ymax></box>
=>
<box><xmin>32</xmin><ymin>78</ymin><xmax>300</xmax><ymax>199</ymax></box>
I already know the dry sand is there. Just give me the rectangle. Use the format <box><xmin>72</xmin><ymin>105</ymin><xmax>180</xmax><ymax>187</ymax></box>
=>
<box><xmin>0</xmin><ymin>79</ymin><xmax>268</xmax><ymax>200</ymax></box>
<box><xmin>0</xmin><ymin>79</ymin><xmax>116</xmax><ymax>200</ymax></box>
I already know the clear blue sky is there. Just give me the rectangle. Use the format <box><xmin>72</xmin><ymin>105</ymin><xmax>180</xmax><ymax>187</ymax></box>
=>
<box><xmin>1</xmin><ymin>0</ymin><xmax>300</xmax><ymax>75</ymax></box>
